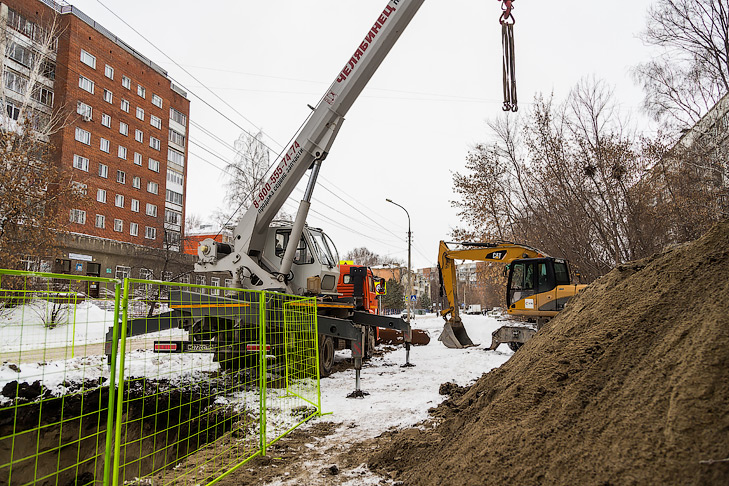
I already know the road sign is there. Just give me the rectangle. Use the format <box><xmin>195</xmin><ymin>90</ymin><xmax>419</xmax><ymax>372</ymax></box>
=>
<box><xmin>375</xmin><ymin>279</ymin><xmax>386</xmax><ymax>295</ymax></box>
<box><xmin>410</xmin><ymin>295</ymin><xmax>416</xmax><ymax>302</ymax></box>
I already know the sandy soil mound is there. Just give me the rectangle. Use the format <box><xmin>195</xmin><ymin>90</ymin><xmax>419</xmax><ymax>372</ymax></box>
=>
<box><xmin>369</xmin><ymin>220</ymin><xmax>729</xmax><ymax>486</ymax></box>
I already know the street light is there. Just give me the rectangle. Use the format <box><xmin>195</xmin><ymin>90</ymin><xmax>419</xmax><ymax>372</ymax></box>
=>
<box><xmin>386</xmin><ymin>198</ymin><xmax>414</xmax><ymax>367</ymax></box>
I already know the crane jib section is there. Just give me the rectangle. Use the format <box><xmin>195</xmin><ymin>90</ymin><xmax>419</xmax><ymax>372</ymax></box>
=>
<box><xmin>253</xmin><ymin>140</ymin><xmax>302</xmax><ymax>213</ymax></box>
<box><xmin>336</xmin><ymin>3</ymin><xmax>398</xmax><ymax>84</ymax></box>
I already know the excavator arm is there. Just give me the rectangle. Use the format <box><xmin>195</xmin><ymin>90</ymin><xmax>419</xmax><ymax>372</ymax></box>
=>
<box><xmin>437</xmin><ymin>240</ymin><xmax>544</xmax><ymax>348</ymax></box>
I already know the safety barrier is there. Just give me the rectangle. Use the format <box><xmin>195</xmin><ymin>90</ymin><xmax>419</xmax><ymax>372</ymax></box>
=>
<box><xmin>0</xmin><ymin>270</ymin><xmax>320</xmax><ymax>486</ymax></box>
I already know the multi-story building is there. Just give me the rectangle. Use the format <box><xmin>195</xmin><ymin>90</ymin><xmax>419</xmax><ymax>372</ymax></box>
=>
<box><xmin>2</xmin><ymin>0</ymin><xmax>191</xmax><ymax>279</ymax></box>
<box><xmin>676</xmin><ymin>92</ymin><xmax>729</xmax><ymax>214</ymax></box>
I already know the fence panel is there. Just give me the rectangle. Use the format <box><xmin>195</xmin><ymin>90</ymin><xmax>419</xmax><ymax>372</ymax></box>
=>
<box><xmin>263</xmin><ymin>294</ymin><xmax>320</xmax><ymax>451</ymax></box>
<box><xmin>0</xmin><ymin>270</ymin><xmax>120</xmax><ymax>486</ymax></box>
<box><xmin>109</xmin><ymin>279</ymin><xmax>320</xmax><ymax>486</ymax></box>
<box><xmin>0</xmin><ymin>271</ymin><xmax>320</xmax><ymax>486</ymax></box>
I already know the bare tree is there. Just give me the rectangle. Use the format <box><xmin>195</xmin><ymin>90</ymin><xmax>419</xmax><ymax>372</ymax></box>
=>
<box><xmin>220</xmin><ymin>130</ymin><xmax>271</xmax><ymax>218</ymax></box>
<box><xmin>343</xmin><ymin>247</ymin><xmax>403</xmax><ymax>267</ymax></box>
<box><xmin>452</xmin><ymin>78</ymin><xmax>721</xmax><ymax>281</ymax></box>
<box><xmin>634</xmin><ymin>0</ymin><xmax>729</xmax><ymax>129</ymax></box>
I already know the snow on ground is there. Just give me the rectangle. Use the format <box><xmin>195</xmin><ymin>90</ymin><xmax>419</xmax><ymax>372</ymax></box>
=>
<box><xmin>0</xmin><ymin>299</ymin><xmax>115</xmax><ymax>352</ymax></box>
<box><xmin>263</xmin><ymin>313</ymin><xmax>514</xmax><ymax>485</ymax></box>
<box><xmin>1</xmin><ymin>302</ymin><xmax>515</xmax><ymax>483</ymax></box>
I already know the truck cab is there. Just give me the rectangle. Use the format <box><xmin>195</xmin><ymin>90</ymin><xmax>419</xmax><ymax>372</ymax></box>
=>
<box><xmin>260</xmin><ymin>222</ymin><xmax>341</xmax><ymax>296</ymax></box>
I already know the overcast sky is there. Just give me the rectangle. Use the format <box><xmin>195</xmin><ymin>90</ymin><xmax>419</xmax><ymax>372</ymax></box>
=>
<box><xmin>69</xmin><ymin>0</ymin><xmax>658</xmax><ymax>269</ymax></box>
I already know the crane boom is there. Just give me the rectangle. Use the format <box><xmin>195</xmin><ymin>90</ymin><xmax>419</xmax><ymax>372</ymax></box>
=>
<box><xmin>196</xmin><ymin>0</ymin><xmax>426</xmax><ymax>291</ymax></box>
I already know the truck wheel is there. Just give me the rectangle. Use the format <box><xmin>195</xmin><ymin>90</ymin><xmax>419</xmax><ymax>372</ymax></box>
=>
<box><xmin>319</xmin><ymin>335</ymin><xmax>335</xmax><ymax>377</ymax></box>
<box><xmin>508</xmin><ymin>342</ymin><xmax>523</xmax><ymax>352</ymax></box>
<box><xmin>364</xmin><ymin>327</ymin><xmax>376</xmax><ymax>359</ymax></box>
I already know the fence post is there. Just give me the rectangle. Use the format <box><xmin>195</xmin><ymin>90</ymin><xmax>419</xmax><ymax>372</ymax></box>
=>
<box><xmin>258</xmin><ymin>290</ymin><xmax>267</xmax><ymax>455</ymax></box>
<box><xmin>102</xmin><ymin>282</ymin><xmax>122</xmax><ymax>486</ymax></box>
<box><xmin>111</xmin><ymin>279</ymin><xmax>131</xmax><ymax>486</ymax></box>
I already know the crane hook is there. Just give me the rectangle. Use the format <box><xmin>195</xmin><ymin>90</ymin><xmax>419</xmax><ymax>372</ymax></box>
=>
<box><xmin>499</xmin><ymin>0</ymin><xmax>515</xmax><ymax>25</ymax></box>
<box><xmin>499</xmin><ymin>0</ymin><xmax>517</xmax><ymax>111</ymax></box>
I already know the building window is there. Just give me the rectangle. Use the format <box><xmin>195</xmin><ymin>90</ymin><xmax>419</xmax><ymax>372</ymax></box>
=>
<box><xmin>195</xmin><ymin>275</ymin><xmax>206</xmax><ymax>288</ymax></box>
<box><xmin>122</xmin><ymin>76</ymin><xmax>131</xmax><ymax>89</ymax></box>
<box><xmin>146</xmin><ymin>203</ymin><xmax>157</xmax><ymax>217</ymax></box>
<box><xmin>211</xmin><ymin>277</ymin><xmax>220</xmax><ymax>296</ymax></box>
<box><xmin>70</xmin><ymin>209</ymin><xmax>86</xmax><ymax>224</ymax></box>
<box><xmin>224</xmin><ymin>279</ymin><xmax>234</xmax><ymax>296</ymax></box>
<box><xmin>166</xmin><ymin>190</ymin><xmax>183</xmax><ymax>206</ymax></box>
<box><xmin>95</xmin><ymin>214</ymin><xmax>105</xmax><ymax>228</ymax></box>
<box><xmin>152</xmin><ymin>94</ymin><xmax>163</xmax><ymax>108</ymax></box>
<box><xmin>79</xmin><ymin>75</ymin><xmax>94</xmax><ymax>94</ymax></box>
<box><xmin>34</xmin><ymin>86</ymin><xmax>53</xmax><ymax>106</ymax></box>
<box><xmin>135</xmin><ymin>129</ymin><xmax>143</xmax><ymax>143</ymax></box>
<box><xmin>114</xmin><ymin>219</ymin><xmax>123</xmax><ymax>232</ymax></box>
<box><xmin>75</xmin><ymin>127</ymin><xmax>91</xmax><ymax>145</ymax></box>
<box><xmin>118</xmin><ymin>145</ymin><xmax>127</xmax><ymax>160</ymax></box>
<box><xmin>133</xmin><ymin>152</ymin><xmax>142</xmax><ymax>166</ymax></box>
<box><xmin>116</xmin><ymin>170</ymin><xmax>126</xmax><ymax>184</ymax></box>
<box><xmin>167</xmin><ymin>148</ymin><xmax>185</xmax><ymax>167</ymax></box>
<box><xmin>149</xmin><ymin>137</ymin><xmax>161</xmax><ymax>151</ymax></box>
<box><xmin>80</xmin><ymin>49</ymin><xmax>96</xmax><ymax>68</ymax></box>
<box><xmin>73</xmin><ymin>154</ymin><xmax>89</xmax><ymax>172</ymax></box>
<box><xmin>136</xmin><ymin>107</ymin><xmax>144</xmax><ymax>120</ymax></box>
<box><xmin>115</xmin><ymin>265</ymin><xmax>131</xmax><ymax>279</ymax></box>
<box><xmin>168</xmin><ymin>129</ymin><xmax>186</xmax><ymax>147</ymax></box>
<box><xmin>131</xmin><ymin>199</ymin><xmax>140</xmax><ymax>212</ymax></box>
<box><xmin>148</xmin><ymin>158</ymin><xmax>160</xmax><ymax>172</ymax></box>
<box><xmin>105</xmin><ymin>64</ymin><xmax>114</xmax><ymax>79</ymax></box>
<box><xmin>137</xmin><ymin>85</ymin><xmax>146</xmax><ymax>98</ymax></box>
<box><xmin>77</xmin><ymin>101</ymin><xmax>92</xmax><ymax>120</ymax></box>
<box><xmin>100</xmin><ymin>138</ymin><xmax>110</xmax><ymax>153</ymax></box>
<box><xmin>5</xmin><ymin>71</ymin><xmax>28</xmax><ymax>94</ymax></box>
<box><xmin>101</xmin><ymin>113</ymin><xmax>111</xmax><ymax>127</ymax></box>
<box><xmin>72</xmin><ymin>181</ymin><xmax>87</xmax><ymax>196</ymax></box>
<box><xmin>96</xmin><ymin>188</ymin><xmax>107</xmax><ymax>203</ymax></box>
<box><xmin>145</xmin><ymin>226</ymin><xmax>156</xmax><ymax>240</ymax></box>
<box><xmin>150</xmin><ymin>115</ymin><xmax>162</xmax><ymax>130</ymax></box>
<box><xmin>115</xmin><ymin>194</ymin><xmax>124</xmax><ymax>207</ymax></box>
<box><xmin>99</xmin><ymin>163</ymin><xmax>108</xmax><ymax>178</ymax></box>
<box><xmin>129</xmin><ymin>222</ymin><xmax>138</xmax><ymax>236</ymax></box>
<box><xmin>119</xmin><ymin>121</ymin><xmax>128</xmax><ymax>136</ymax></box>
<box><xmin>132</xmin><ymin>176</ymin><xmax>141</xmax><ymax>189</ymax></box>
<box><xmin>165</xmin><ymin>209</ymin><xmax>182</xmax><ymax>226</ymax></box>
<box><xmin>103</xmin><ymin>89</ymin><xmax>113</xmax><ymax>104</ymax></box>
<box><xmin>120</xmin><ymin>99</ymin><xmax>129</xmax><ymax>112</ymax></box>
<box><xmin>7</xmin><ymin>42</ymin><xmax>34</xmax><ymax>67</ymax></box>
<box><xmin>6</xmin><ymin>101</ymin><xmax>20</xmax><ymax>120</ymax></box>
<box><xmin>170</xmin><ymin>108</ymin><xmax>187</xmax><ymax>126</ymax></box>
<box><xmin>167</xmin><ymin>168</ymin><xmax>183</xmax><ymax>186</ymax></box>
<box><xmin>147</xmin><ymin>181</ymin><xmax>158</xmax><ymax>194</ymax></box>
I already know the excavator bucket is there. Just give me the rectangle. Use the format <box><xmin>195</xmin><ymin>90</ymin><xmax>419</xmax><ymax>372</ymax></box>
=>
<box><xmin>439</xmin><ymin>320</ymin><xmax>476</xmax><ymax>349</ymax></box>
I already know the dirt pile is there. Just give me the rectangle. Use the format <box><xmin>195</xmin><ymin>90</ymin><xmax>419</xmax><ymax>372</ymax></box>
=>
<box><xmin>369</xmin><ymin>220</ymin><xmax>729</xmax><ymax>486</ymax></box>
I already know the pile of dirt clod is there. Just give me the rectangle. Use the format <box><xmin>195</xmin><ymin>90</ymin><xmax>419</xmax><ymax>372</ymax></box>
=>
<box><xmin>369</xmin><ymin>220</ymin><xmax>729</xmax><ymax>486</ymax></box>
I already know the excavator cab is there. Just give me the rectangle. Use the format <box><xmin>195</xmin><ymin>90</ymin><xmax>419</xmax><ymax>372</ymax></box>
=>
<box><xmin>506</xmin><ymin>258</ymin><xmax>574</xmax><ymax>317</ymax></box>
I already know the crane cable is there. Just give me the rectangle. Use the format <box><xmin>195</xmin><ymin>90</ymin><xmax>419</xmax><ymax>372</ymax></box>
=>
<box><xmin>499</xmin><ymin>0</ymin><xmax>518</xmax><ymax>112</ymax></box>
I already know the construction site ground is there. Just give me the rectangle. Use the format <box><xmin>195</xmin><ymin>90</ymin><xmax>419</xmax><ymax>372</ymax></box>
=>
<box><xmin>221</xmin><ymin>220</ymin><xmax>729</xmax><ymax>485</ymax></box>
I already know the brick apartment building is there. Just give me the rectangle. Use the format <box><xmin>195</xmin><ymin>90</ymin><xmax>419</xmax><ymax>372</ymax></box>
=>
<box><xmin>2</xmin><ymin>0</ymin><xmax>193</xmax><ymax>282</ymax></box>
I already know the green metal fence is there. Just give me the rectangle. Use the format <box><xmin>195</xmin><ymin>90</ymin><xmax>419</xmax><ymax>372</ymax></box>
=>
<box><xmin>0</xmin><ymin>270</ymin><xmax>320</xmax><ymax>486</ymax></box>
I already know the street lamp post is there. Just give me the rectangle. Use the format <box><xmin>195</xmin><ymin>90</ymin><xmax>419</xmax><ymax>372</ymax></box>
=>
<box><xmin>386</xmin><ymin>198</ymin><xmax>414</xmax><ymax>367</ymax></box>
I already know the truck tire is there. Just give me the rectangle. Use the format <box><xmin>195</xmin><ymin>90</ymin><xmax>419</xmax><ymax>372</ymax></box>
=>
<box><xmin>508</xmin><ymin>342</ymin><xmax>523</xmax><ymax>352</ymax></box>
<box><xmin>364</xmin><ymin>326</ymin><xmax>376</xmax><ymax>359</ymax></box>
<box><xmin>319</xmin><ymin>335</ymin><xmax>335</xmax><ymax>377</ymax></box>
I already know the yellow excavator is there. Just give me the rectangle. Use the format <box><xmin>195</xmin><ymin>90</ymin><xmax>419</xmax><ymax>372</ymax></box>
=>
<box><xmin>438</xmin><ymin>240</ymin><xmax>587</xmax><ymax>349</ymax></box>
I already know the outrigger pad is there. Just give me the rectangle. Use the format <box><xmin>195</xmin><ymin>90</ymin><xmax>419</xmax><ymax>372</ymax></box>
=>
<box><xmin>439</xmin><ymin>322</ymin><xmax>477</xmax><ymax>349</ymax></box>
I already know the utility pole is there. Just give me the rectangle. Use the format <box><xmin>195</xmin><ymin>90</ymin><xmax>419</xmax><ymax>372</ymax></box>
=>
<box><xmin>386</xmin><ymin>198</ymin><xmax>414</xmax><ymax>367</ymax></box>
